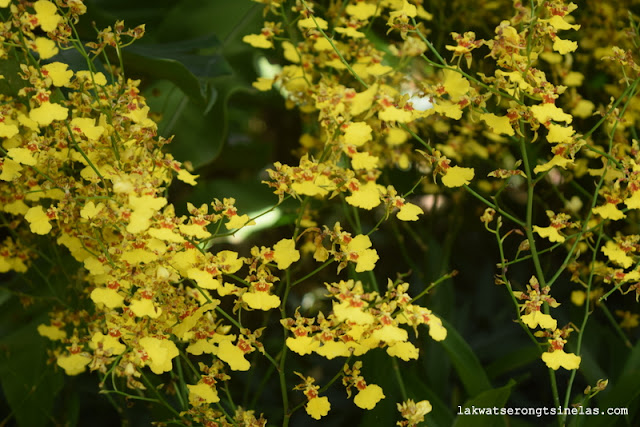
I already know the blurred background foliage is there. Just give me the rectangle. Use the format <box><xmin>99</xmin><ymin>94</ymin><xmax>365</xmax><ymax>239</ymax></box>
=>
<box><xmin>1</xmin><ymin>0</ymin><xmax>640</xmax><ymax>426</ymax></box>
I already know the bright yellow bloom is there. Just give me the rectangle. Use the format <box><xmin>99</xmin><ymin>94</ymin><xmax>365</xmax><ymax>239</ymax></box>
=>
<box><xmin>397</xmin><ymin>203</ymin><xmax>423</xmax><ymax>221</ymax></box>
<box><xmin>286</xmin><ymin>336</ymin><xmax>319</xmax><ymax>355</ymax></box>
<box><xmin>57</xmin><ymin>353</ymin><xmax>91</xmax><ymax>375</ymax></box>
<box><xmin>91</xmin><ymin>332</ymin><xmax>125</xmax><ymax>355</ymax></box>
<box><xmin>533</xmin><ymin>225</ymin><xmax>565</xmax><ymax>243</ymax></box>
<box><xmin>243</xmin><ymin>34</ymin><xmax>273</xmax><ymax>49</ymax></box>
<box><xmin>521</xmin><ymin>311</ymin><xmax>557</xmax><ymax>330</ymax></box>
<box><xmin>542</xmin><ymin>350</ymin><xmax>581</xmax><ymax>370</ymax></box>
<box><xmin>34</xmin><ymin>37</ymin><xmax>58</xmax><ymax>59</ymax></box>
<box><xmin>217</xmin><ymin>340</ymin><xmax>250</xmax><ymax>371</ymax></box>
<box><xmin>306</xmin><ymin>396</ymin><xmax>330</xmax><ymax>420</ymax></box>
<box><xmin>479</xmin><ymin>113</ymin><xmax>514</xmax><ymax>136</ymax></box>
<box><xmin>130</xmin><ymin>298</ymin><xmax>163</xmax><ymax>318</ymax></box>
<box><xmin>272</xmin><ymin>238</ymin><xmax>300</xmax><ymax>269</ymax></box>
<box><xmin>351</xmin><ymin>152</ymin><xmax>378</xmax><ymax>170</ymax></box>
<box><xmin>8</xmin><ymin>147</ymin><xmax>37</xmax><ymax>166</ymax></box>
<box><xmin>343</xmin><ymin>122</ymin><xmax>372</xmax><ymax>146</ymax></box>
<box><xmin>187</xmin><ymin>383</ymin><xmax>220</xmax><ymax>405</ymax></box>
<box><xmin>346</xmin><ymin>2</ymin><xmax>377</xmax><ymax>20</ymax></box>
<box><xmin>386</xmin><ymin>341</ymin><xmax>419</xmax><ymax>361</ymax></box>
<box><xmin>25</xmin><ymin>206</ymin><xmax>52</xmax><ymax>234</ymax></box>
<box><xmin>37</xmin><ymin>324</ymin><xmax>66</xmax><ymax>340</ymax></box>
<box><xmin>354</xmin><ymin>384</ymin><xmax>385</xmax><ymax>409</ymax></box>
<box><xmin>346</xmin><ymin>181</ymin><xmax>381</xmax><ymax>210</ymax></box>
<box><xmin>553</xmin><ymin>38</ymin><xmax>578</xmax><ymax>55</ymax></box>
<box><xmin>140</xmin><ymin>337</ymin><xmax>179</xmax><ymax>374</ymax></box>
<box><xmin>530</xmin><ymin>103</ymin><xmax>573</xmax><ymax>123</ymax></box>
<box><xmin>346</xmin><ymin>235</ymin><xmax>379</xmax><ymax>272</ymax></box>
<box><xmin>592</xmin><ymin>203</ymin><xmax>626</xmax><ymax>220</ymax></box>
<box><xmin>243</xmin><ymin>291</ymin><xmax>281</xmax><ymax>310</ymax></box>
<box><xmin>34</xmin><ymin>0</ymin><xmax>62</xmax><ymax>32</ymax></box>
<box><xmin>90</xmin><ymin>287</ymin><xmax>124</xmax><ymax>308</ymax></box>
<box><xmin>442</xmin><ymin>166</ymin><xmax>474</xmax><ymax>188</ymax></box>
<box><xmin>601</xmin><ymin>240</ymin><xmax>633</xmax><ymax>268</ymax></box>
<box><xmin>443</xmin><ymin>69</ymin><xmax>470</xmax><ymax>101</ymax></box>
<box><xmin>42</xmin><ymin>62</ymin><xmax>73</xmax><ymax>86</ymax></box>
<box><xmin>29</xmin><ymin>101</ymin><xmax>68</xmax><ymax>126</ymax></box>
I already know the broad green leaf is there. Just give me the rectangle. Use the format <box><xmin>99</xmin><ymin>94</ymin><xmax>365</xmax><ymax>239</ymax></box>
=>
<box><xmin>452</xmin><ymin>380</ymin><xmax>515</xmax><ymax>427</ymax></box>
<box><xmin>439</xmin><ymin>318</ymin><xmax>492</xmax><ymax>397</ymax></box>
<box><xmin>485</xmin><ymin>345</ymin><xmax>540</xmax><ymax>379</ymax></box>
<box><xmin>0</xmin><ymin>309</ymin><xmax>63</xmax><ymax>427</ymax></box>
<box><xmin>123</xmin><ymin>34</ymin><xmax>232</xmax><ymax>111</ymax></box>
<box><xmin>0</xmin><ymin>55</ymin><xmax>28</xmax><ymax>98</ymax></box>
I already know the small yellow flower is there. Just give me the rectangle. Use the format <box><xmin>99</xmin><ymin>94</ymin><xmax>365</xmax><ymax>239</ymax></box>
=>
<box><xmin>187</xmin><ymin>383</ymin><xmax>220</xmax><ymax>405</ymax></box>
<box><xmin>140</xmin><ymin>337</ymin><xmax>179</xmax><ymax>374</ymax></box>
<box><xmin>57</xmin><ymin>353</ymin><xmax>91</xmax><ymax>376</ymax></box>
<box><xmin>90</xmin><ymin>287</ymin><xmax>124</xmax><ymax>308</ymax></box>
<box><xmin>306</xmin><ymin>396</ymin><xmax>331</xmax><ymax>420</ymax></box>
<box><xmin>37</xmin><ymin>324</ymin><xmax>66</xmax><ymax>340</ymax></box>
<box><xmin>25</xmin><ymin>206</ymin><xmax>52</xmax><ymax>235</ymax></box>
<box><xmin>354</xmin><ymin>384</ymin><xmax>385</xmax><ymax>410</ymax></box>
<box><xmin>530</xmin><ymin>103</ymin><xmax>573</xmax><ymax>124</ymax></box>
<box><xmin>553</xmin><ymin>38</ymin><xmax>578</xmax><ymax>55</ymax></box>
<box><xmin>601</xmin><ymin>240</ymin><xmax>633</xmax><ymax>268</ymax></box>
<box><xmin>397</xmin><ymin>203</ymin><xmax>423</xmax><ymax>221</ymax></box>
<box><xmin>177</xmin><ymin>169</ymin><xmax>199</xmax><ymax>185</ymax></box>
<box><xmin>242</xmin><ymin>34</ymin><xmax>273</xmax><ymax>49</ymax></box>
<box><xmin>479</xmin><ymin>113</ymin><xmax>514</xmax><ymax>136</ymax></box>
<box><xmin>346</xmin><ymin>2</ymin><xmax>377</xmax><ymax>20</ymax></box>
<box><xmin>521</xmin><ymin>311</ymin><xmax>557</xmax><ymax>330</ymax></box>
<box><xmin>343</xmin><ymin>122</ymin><xmax>372</xmax><ymax>146</ymax></box>
<box><xmin>70</xmin><ymin>117</ymin><xmax>104</xmax><ymax>139</ymax></box>
<box><xmin>570</xmin><ymin>290</ymin><xmax>586</xmax><ymax>306</ymax></box>
<box><xmin>351</xmin><ymin>152</ymin><xmax>378</xmax><ymax>170</ymax></box>
<box><xmin>7</xmin><ymin>147</ymin><xmax>37</xmax><ymax>166</ymax></box>
<box><xmin>42</xmin><ymin>62</ymin><xmax>73</xmax><ymax>87</ymax></box>
<box><xmin>346</xmin><ymin>181</ymin><xmax>381</xmax><ymax>210</ymax></box>
<box><xmin>386</xmin><ymin>341</ymin><xmax>419</xmax><ymax>361</ymax></box>
<box><xmin>442</xmin><ymin>166</ymin><xmax>474</xmax><ymax>188</ymax></box>
<box><xmin>346</xmin><ymin>235</ymin><xmax>379</xmax><ymax>272</ymax></box>
<box><xmin>252</xmin><ymin>77</ymin><xmax>274</xmax><ymax>91</ymax></box>
<box><xmin>217</xmin><ymin>340</ymin><xmax>251</xmax><ymax>371</ymax></box>
<box><xmin>29</xmin><ymin>101</ymin><xmax>68</xmax><ymax>126</ymax></box>
<box><xmin>34</xmin><ymin>37</ymin><xmax>58</xmax><ymax>59</ymax></box>
<box><xmin>533</xmin><ymin>225</ymin><xmax>565</xmax><ymax>243</ymax></box>
<box><xmin>91</xmin><ymin>332</ymin><xmax>125</xmax><ymax>355</ymax></box>
<box><xmin>34</xmin><ymin>0</ymin><xmax>62</xmax><ymax>32</ymax></box>
<box><xmin>286</xmin><ymin>336</ymin><xmax>319</xmax><ymax>355</ymax></box>
<box><xmin>225</xmin><ymin>213</ymin><xmax>254</xmax><ymax>230</ymax></box>
<box><xmin>272</xmin><ymin>238</ymin><xmax>300</xmax><ymax>269</ymax></box>
<box><xmin>541</xmin><ymin>349</ymin><xmax>581</xmax><ymax>370</ymax></box>
<box><xmin>130</xmin><ymin>298</ymin><xmax>163</xmax><ymax>318</ymax></box>
<box><xmin>592</xmin><ymin>203</ymin><xmax>626</xmax><ymax>221</ymax></box>
<box><xmin>243</xmin><ymin>291</ymin><xmax>281</xmax><ymax>310</ymax></box>
<box><xmin>298</xmin><ymin>16</ymin><xmax>328</xmax><ymax>30</ymax></box>
<box><xmin>443</xmin><ymin>69</ymin><xmax>470</xmax><ymax>101</ymax></box>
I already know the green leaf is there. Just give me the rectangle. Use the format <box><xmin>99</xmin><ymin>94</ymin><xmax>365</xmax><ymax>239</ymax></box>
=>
<box><xmin>485</xmin><ymin>345</ymin><xmax>540</xmax><ymax>379</ymax></box>
<box><xmin>439</xmin><ymin>318</ymin><xmax>492</xmax><ymax>397</ymax></box>
<box><xmin>0</xmin><ymin>307</ymin><xmax>63</xmax><ymax>427</ymax></box>
<box><xmin>452</xmin><ymin>380</ymin><xmax>515</xmax><ymax>427</ymax></box>
<box><xmin>146</xmin><ymin>74</ymin><xmax>251</xmax><ymax>169</ymax></box>
<box><xmin>122</xmin><ymin>34</ymin><xmax>232</xmax><ymax>111</ymax></box>
<box><xmin>0</xmin><ymin>55</ymin><xmax>28</xmax><ymax>98</ymax></box>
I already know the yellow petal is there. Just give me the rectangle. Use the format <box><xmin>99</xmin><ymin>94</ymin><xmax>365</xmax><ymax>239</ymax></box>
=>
<box><xmin>442</xmin><ymin>166</ymin><xmax>474</xmax><ymax>188</ymax></box>
<box><xmin>542</xmin><ymin>350</ymin><xmax>581</xmax><ymax>370</ymax></box>
<box><xmin>354</xmin><ymin>384</ymin><xmax>385</xmax><ymax>410</ymax></box>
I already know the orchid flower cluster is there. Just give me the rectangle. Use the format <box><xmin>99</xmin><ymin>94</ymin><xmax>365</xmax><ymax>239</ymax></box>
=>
<box><xmin>1</xmin><ymin>0</ymin><xmax>640</xmax><ymax>425</ymax></box>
